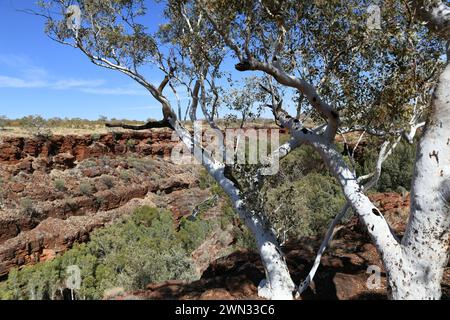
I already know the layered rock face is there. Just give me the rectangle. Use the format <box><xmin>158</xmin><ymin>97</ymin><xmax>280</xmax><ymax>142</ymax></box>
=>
<box><xmin>3</xmin><ymin>130</ymin><xmax>446</xmax><ymax>300</ymax></box>
<box><xmin>0</xmin><ymin>130</ymin><xmax>206</xmax><ymax>277</ymax></box>
<box><xmin>0</xmin><ymin>130</ymin><xmax>175</xmax><ymax>164</ymax></box>
<box><xmin>0</xmin><ymin>127</ymin><xmax>285</xmax><ymax>278</ymax></box>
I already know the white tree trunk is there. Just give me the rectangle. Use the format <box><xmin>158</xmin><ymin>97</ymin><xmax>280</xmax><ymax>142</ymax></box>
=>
<box><xmin>245</xmin><ymin>214</ymin><xmax>296</xmax><ymax>300</ymax></box>
<box><xmin>307</xmin><ymin>137</ymin><xmax>404</xmax><ymax>291</ymax></box>
<box><xmin>396</xmin><ymin>60</ymin><xmax>450</xmax><ymax>300</ymax></box>
<box><xmin>170</xmin><ymin>119</ymin><xmax>296</xmax><ymax>299</ymax></box>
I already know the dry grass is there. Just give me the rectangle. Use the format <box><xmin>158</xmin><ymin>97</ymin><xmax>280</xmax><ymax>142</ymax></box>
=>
<box><xmin>0</xmin><ymin>119</ymin><xmax>283</xmax><ymax>138</ymax></box>
<box><xmin>0</xmin><ymin>125</ymin><xmax>137</xmax><ymax>138</ymax></box>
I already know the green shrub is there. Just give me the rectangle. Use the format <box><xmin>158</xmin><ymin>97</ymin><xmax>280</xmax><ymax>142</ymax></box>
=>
<box><xmin>197</xmin><ymin>169</ymin><xmax>226</xmax><ymax>196</ymax></box>
<box><xmin>356</xmin><ymin>141</ymin><xmax>416</xmax><ymax>192</ymax></box>
<box><xmin>54</xmin><ymin>179</ymin><xmax>66</xmax><ymax>192</ymax></box>
<box><xmin>20</xmin><ymin>197</ymin><xmax>35</xmax><ymax>216</ymax></box>
<box><xmin>94</xmin><ymin>197</ymin><xmax>105</xmax><ymax>209</ymax></box>
<box><xmin>264</xmin><ymin>173</ymin><xmax>346</xmax><ymax>240</ymax></box>
<box><xmin>79</xmin><ymin>182</ymin><xmax>94</xmax><ymax>197</ymax></box>
<box><xmin>126</xmin><ymin>139</ymin><xmax>136</xmax><ymax>150</ymax></box>
<box><xmin>21</xmin><ymin>115</ymin><xmax>52</xmax><ymax>139</ymax></box>
<box><xmin>119</xmin><ymin>170</ymin><xmax>131</xmax><ymax>182</ymax></box>
<box><xmin>132</xmin><ymin>205</ymin><xmax>159</xmax><ymax>226</ymax></box>
<box><xmin>0</xmin><ymin>206</ymin><xmax>205</xmax><ymax>300</ymax></box>
<box><xmin>100</xmin><ymin>175</ymin><xmax>114</xmax><ymax>189</ymax></box>
<box><xmin>177</xmin><ymin>217</ymin><xmax>212</xmax><ymax>252</ymax></box>
<box><xmin>129</xmin><ymin>157</ymin><xmax>156</xmax><ymax>173</ymax></box>
<box><xmin>112</xmin><ymin>132</ymin><xmax>123</xmax><ymax>141</ymax></box>
<box><xmin>80</xmin><ymin>159</ymin><xmax>97</xmax><ymax>168</ymax></box>
<box><xmin>91</xmin><ymin>133</ymin><xmax>101</xmax><ymax>141</ymax></box>
<box><xmin>0</xmin><ymin>115</ymin><xmax>7</xmax><ymax>130</ymax></box>
<box><xmin>198</xmin><ymin>169</ymin><xmax>215</xmax><ymax>190</ymax></box>
<box><xmin>64</xmin><ymin>200</ymin><xmax>80</xmax><ymax>213</ymax></box>
<box><xmin>266</xmin><ymin>146</ymin><xmax>324</xmax><ymax>188</ymax></box>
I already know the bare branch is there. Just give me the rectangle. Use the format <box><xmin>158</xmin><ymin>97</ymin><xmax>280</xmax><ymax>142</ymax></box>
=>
<box><xmin>158</xmin><ymin>75</ymin><xmax>171</xmax><ymax>95</ymax></box>
<box><xmin>190</xmin><ymin>80</ymin><xmax>201</xmax><ymax>122</ymax></box>
<box><xmin>338</xmin><ymin>125</ymin><xmax>400</xmax><ymax>137</ymax></box>
<box><xmin>235</xmin><ymin>58</ymin><xmax>339</xmax><ymax>141</ymax></box>
<box><xmin>169</xmin><ymin>82</ymin><xmax>182</xmax><ymax>120</ymax></box>
<box><xmin>299</xmin><ymin>134</ymin><xmax>402</xmax><ymax>294</ymax></box>
<box><xmin>105</xmin><ymin>119</ymin><xmax>171</xmax><ymax>130</ymax></box>
<box><xmin>269</xmin><ymin>102</ymin><xmax>402</xmax><ymax>280</ymax></box>
<box><xmin>299</xmin><ymin>203</ymin><xmax>351</xmax><ymax>294</ymax></box>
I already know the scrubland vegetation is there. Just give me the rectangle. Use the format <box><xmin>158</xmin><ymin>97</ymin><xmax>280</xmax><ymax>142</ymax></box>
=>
<box><xmin>0</xmin><ymin>127</ymin><xmax>417</xmax><ymax>300</ymax></box>
<box><xmin>0</xmin><ymin>206</ymin><xmax>213</xmax><ymax>299</ymax></box>
<box><xmin>0</xmin><ymin>115</ymin><xmax>276</xmax><ymax>138</ymax></box>
<box><xmin>0</xmin><ymin>115</ymin><xmax>147</xmax><ymax>137</ymax></box>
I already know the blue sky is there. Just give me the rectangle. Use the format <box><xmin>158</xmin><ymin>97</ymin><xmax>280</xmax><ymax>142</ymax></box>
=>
<box><xmin>0</xmin><ymin>0</ymin><xmax>289</xmax><ymax>121</ymax></box>
<box><xmin>0</xmin><ymin>0</ymin><xmax>182</xmax><ymax>120</ymax></box>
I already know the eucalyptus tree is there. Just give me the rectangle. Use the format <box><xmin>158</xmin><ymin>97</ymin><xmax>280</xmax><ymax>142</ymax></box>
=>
<box><xmin>36</xmin><ymin>0</ymin><xmax>298</xmax><ymax>299</ymax></box>
<box><xmin>190</xmin><ymin>0</ymin><xmax>449</xmax><ymax>299</ymax></box>
<box><xmin>36</xmin><ymin>0</ymin><xmax>449</xmax><ymax>299</ymax></box>
<box><xmin>222</xmin><ymin>76</ymin><xmax>269</xmax><ymax>128</ymax></box>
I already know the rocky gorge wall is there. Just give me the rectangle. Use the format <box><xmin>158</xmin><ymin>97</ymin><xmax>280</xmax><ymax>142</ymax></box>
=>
<box><xmin>0</xmin><ymin>130</ymin><xmax>202</xmax><ymax>277</ymax></box>
<box><xmin>0</xmin><ymin>130</ymin><xmax>176</xmax><ymax>165</ymax></box>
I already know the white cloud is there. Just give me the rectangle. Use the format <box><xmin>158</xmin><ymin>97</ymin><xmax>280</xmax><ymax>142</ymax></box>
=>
<box><xmin>0</xmin><ymin>53</ymin><xmax>171</xmax><ymax>97</ymax></box>
<box><xmin>0</xmin><ymin>54</ymin><xmax>49</xmax><ymax>79</ymax></box>
<box><xmin>0</xmin><ymin>75</ymin><xmax>46</xmax><ymax>88</ymax></box>
<box><xmin>0</xmin><ymin>75</ymin><xmax>105</xmax><ymax>90</ymax></box>
<box><xmin>80</xmin><ymin>86</ymin><xmax>148</xmax><ymax>96</ymax></box>
<box><xmin>0</xmin><ymin>54</ymin><xmax>34</xmax><ymax>69</ymax></box>
<box><xmin>0</xmin><ymin>71</ymin><xmax>152</xmax><ymax>96</ymax></box>
<box><xmin>51</xmin><ymin>78</ymin><xmax>105</xmax><ymax>90</ymax></box>
<box><xmin>0</xmin><ymin>53</ymin><xmax>106</xmax><ymax>90</ymax></box>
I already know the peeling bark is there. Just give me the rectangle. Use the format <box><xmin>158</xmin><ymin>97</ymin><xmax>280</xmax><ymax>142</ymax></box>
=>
<box><xmin>399</xmin><ymin>61</ymin><xmax>450</xmax><ymax>300</ymax></box>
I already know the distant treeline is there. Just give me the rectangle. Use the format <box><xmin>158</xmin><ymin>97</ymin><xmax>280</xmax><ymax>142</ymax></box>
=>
<box><xmin>0</xmin><ymin>115</ymin><xmax>276</xmax><ymax>130</ymax></box>
<box><xmin>0</xmin><ymin>115</ymin><xmax>146</xmax><ymax>129</ymax></box>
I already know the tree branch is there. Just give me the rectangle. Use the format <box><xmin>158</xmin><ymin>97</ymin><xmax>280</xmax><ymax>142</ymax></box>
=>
<box><xmin>411</xmin><ymin>0</ymin><xmax>450</xmax><ymax>38</ymax></box>
<box><xmin>235</xmin><ymin>57</ymin><xmax>340</xmax><ymax>141</ymax></box>
<box><xmin>299</xmin><ymin>134</ymin><xmax>403</xmax><ymax>294</ymax></box>
<box><xmin>105</xmin><ymin>119</ymin><xmax>171</xmax><ymax>130</ymax></box>
<box><xmin>270</xmin><ymin>104</ymin><xmax>402</xmax><ymax>274</ymax></box>
<box><xmin>299</xmin><ymin>203</ymin><xmax>351</xmax><ymax>293</ymax></box>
